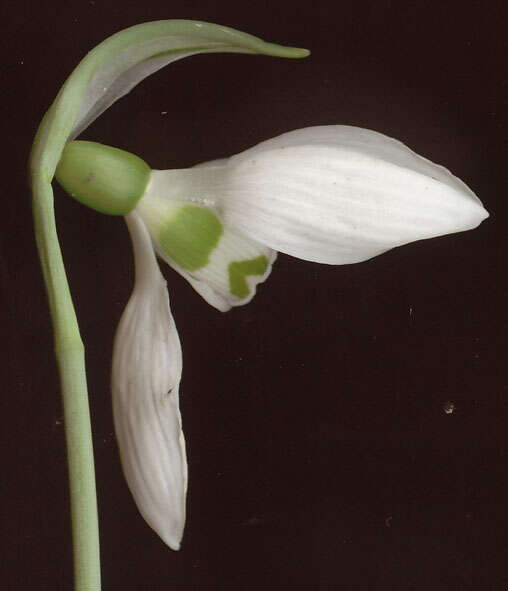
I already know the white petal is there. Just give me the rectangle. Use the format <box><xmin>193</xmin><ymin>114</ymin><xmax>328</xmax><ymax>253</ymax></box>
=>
<box><xmin>154</xmin><ymin>230</ymin><xmax>276</xmax><ymax>312</ymax></box>
<box><xmin>229</xmin><ymin>125</ymin><xmax>482</xmax><ymax>202</ymax></box>
<box><xmin>146</xmin><ymin>126</ymin><xmax>488</xmax><ymax>265</ymax></box>
<box><xmin>112</xmin><ymin>211</ymin><xmax>186</xmax><ymax>549</ymax></box>
<box><xmin>136</xmin><ymin>180</ymin><xmax>276</xmax><ymax>311</ymax></box>
<box><xmin>224</xmin><ymin>126</ymin><xmax>489</xmax><ymax>263</ymax></box>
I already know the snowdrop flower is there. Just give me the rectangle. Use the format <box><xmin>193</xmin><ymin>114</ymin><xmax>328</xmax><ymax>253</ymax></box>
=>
<box><xmin>57</xmin><ymin>127</ymin><xmax>489</xmax><ymax>311</ymax></box>
<box><xmin>55</xmin><ymin>122</ymin><xmax>488</xmax><ymax>549</ymax></box>
<box><xmin>31</xmin><ymin>19</ymin><xmax>488</xmax><ymax>567</ymax></box>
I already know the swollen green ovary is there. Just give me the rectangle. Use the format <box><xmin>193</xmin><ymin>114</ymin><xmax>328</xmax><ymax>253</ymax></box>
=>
<box><xmin>156</xmin><ymin>205</ymin><xmax>223</xmax><ymax>270</ymax></box>
<box><xmin>55</xmin><ymin>141</ymin><xmax>151</xmax><ymax>215</ymax></box>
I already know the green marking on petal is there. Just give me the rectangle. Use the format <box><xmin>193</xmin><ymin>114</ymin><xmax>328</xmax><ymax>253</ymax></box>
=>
<box><xmin>228</xmin><ymin>255</ymin><xmax>269</xmax><ymax>298</ymax></box>
<box><xmin>158</xmin><ymin>205</ymin><xmax>223</xmax><ymax>271</ymax></box>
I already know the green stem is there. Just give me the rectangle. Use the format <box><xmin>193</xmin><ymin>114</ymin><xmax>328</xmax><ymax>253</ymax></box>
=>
<box><xmin>32</xmin><ymin>173</ymin><xmax>101</xmax><ymax>590</ymax></box>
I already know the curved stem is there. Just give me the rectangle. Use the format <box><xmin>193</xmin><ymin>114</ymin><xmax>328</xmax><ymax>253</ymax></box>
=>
<box><xmin>32</xmin><ymin>173</ymin><xmax>101</xmax><ymax>590</ymax></box>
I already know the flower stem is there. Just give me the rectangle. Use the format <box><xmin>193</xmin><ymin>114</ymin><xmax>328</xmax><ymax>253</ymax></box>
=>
<box><xmin>32</xmin><ymin>173</ymin><xmax>101</xmax><ymax>590</ymax></box>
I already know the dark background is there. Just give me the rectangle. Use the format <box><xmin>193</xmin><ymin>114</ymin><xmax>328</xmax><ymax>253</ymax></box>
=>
<box><xmin>3</xmin><ymin>1</ymin><xmax>507</xmax><ymax>589</ymax></box>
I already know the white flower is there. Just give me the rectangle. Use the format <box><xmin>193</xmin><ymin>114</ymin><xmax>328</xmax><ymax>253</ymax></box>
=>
<box><xmin>109</xmin><ymin>124</ymin><xmax>487</xmax><ymax>550</ymax></box>
<box><xmin>35</xmin><ymin>19</ymin><xmax>488</xmax><ymax>553</ymax></box>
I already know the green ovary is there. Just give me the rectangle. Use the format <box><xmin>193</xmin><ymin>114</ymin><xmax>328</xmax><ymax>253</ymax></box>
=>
<box><xmin>228</xmin><ymin>255</ymin><xmax>269</xmax><ymax>298</ymax></box>
<box><xmin>158</xmin><ymin>205</ymin><xmax>223</xmax><ymax>270</ymax></box>
<box><xmin>55</xmin><ymin>141</ymin><xmax>151</xmax><ymax>215</ymax></box>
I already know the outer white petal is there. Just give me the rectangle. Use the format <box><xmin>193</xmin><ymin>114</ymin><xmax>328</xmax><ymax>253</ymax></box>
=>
<box><xmin>144</xmin><ymin>126</ymin><xmax>488</xmax><ymax>264</ymax></box>
<box><xmin>223</xmin><ymin>126</ymin><xmax>489</xmax><ymax>263</ymax></box>
<box><xmin>112</xmin><ymin>211</ymin><xmax>186</xmax><ymax>550</ymax></box>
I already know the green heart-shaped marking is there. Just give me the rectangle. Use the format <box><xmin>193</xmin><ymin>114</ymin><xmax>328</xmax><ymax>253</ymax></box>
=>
<box><xmin>228</xmin><ymin>255</ymin><xmax>269</xmax><ymax>298</ymax></box>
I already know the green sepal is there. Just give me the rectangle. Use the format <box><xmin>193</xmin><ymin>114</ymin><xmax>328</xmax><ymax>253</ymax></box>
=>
<box><xmin>55</xmin><ymin>141</ymin><xmax>151</xmax><ymax>215</ymax></box>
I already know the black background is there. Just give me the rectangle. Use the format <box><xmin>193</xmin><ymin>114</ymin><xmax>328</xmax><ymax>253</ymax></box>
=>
<box><xmin>3</xmin><ymin>1</ymin><xmax>507</xmax><ymax>589</ymax></box>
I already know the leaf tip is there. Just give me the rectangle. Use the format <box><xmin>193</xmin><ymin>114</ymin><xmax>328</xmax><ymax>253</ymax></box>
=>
<box><xmin>261</xmin><ymin>42</ymin><xmax>311</xmax><ymax>59</ymax></box>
